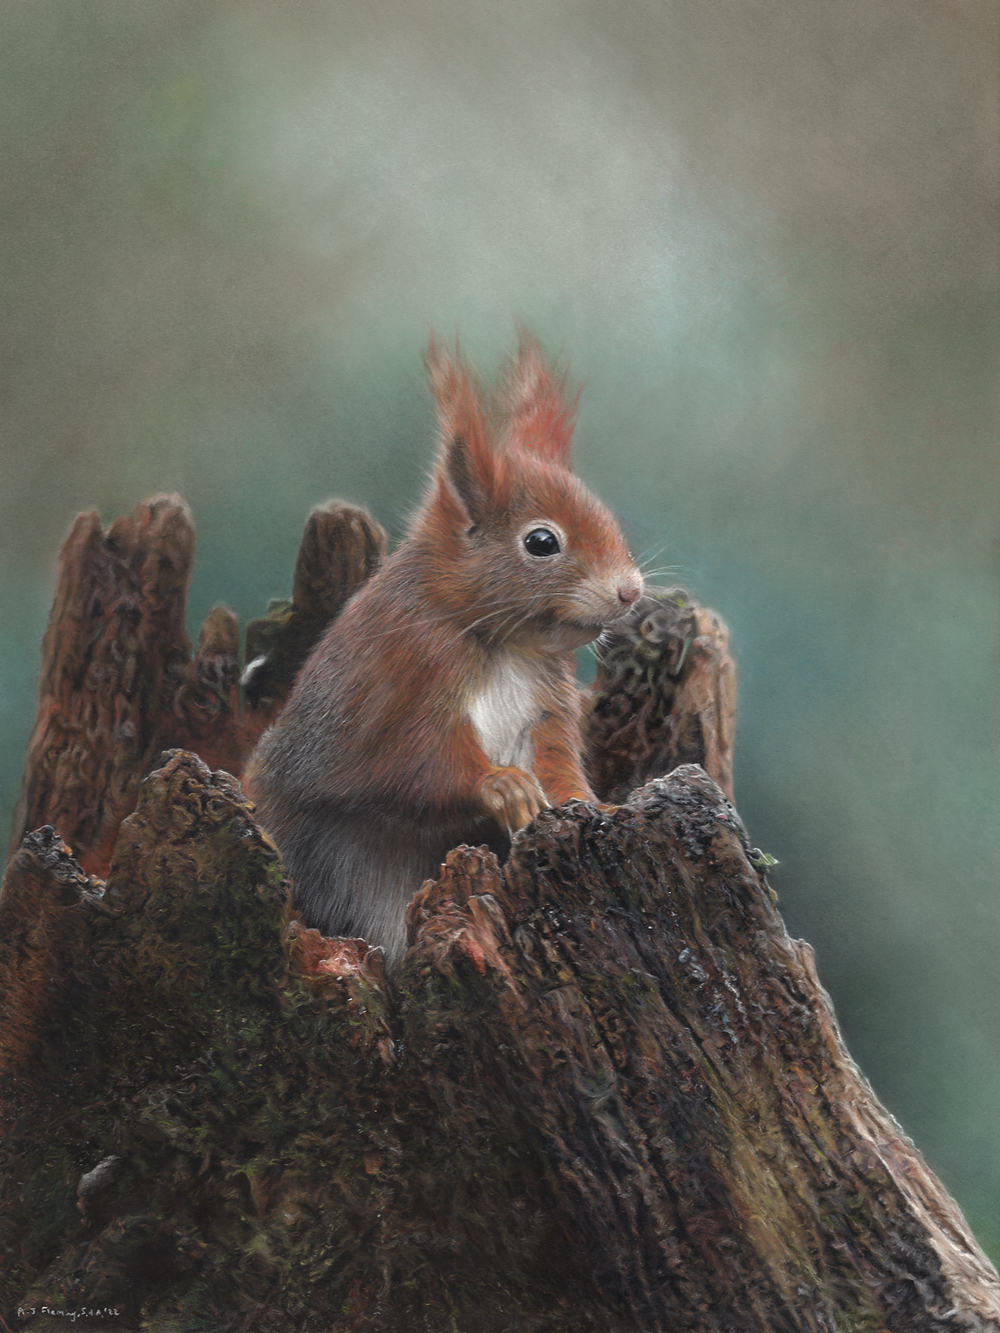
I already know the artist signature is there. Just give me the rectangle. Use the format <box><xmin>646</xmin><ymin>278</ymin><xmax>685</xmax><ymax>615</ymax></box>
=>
<box><xmin>15</xmin><ymin>1309</ymin><xmax>122</xmax><ymax>1323</ymax></box>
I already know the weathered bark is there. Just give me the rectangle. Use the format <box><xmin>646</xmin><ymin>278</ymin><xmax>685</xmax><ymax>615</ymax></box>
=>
<box><xmin>0</xmin><ymin>496</ymin><xmax>997</xmax><ymax>1331</ymax></box>
<box><xmin>1</xmin><ymin>754</ymin><xmax>997</xmax><ymax>1331</ymax></box>
<box><xmin>585</xmin><ymin>589</ymin><xmax>737</xmax><ymax>805</ymax></box>
<box><xmin>241</xmin><ymin>499</ymin><xmax>388</xmax><ymax>720</ymax></box>
<box><xmin>8</xmin><ymin>496</ymin><xmax>197</xmax><ymax>878</ymax></box>
<box><xmin>8</xmin><ymin>495</ymin><xmax>388</xmax><ymax>878</ymax></box>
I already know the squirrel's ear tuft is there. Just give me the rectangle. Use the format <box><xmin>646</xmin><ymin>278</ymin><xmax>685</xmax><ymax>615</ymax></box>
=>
<box><xmin>425</xmin><ymin>335</ymin><xmax>497</xmax><ymax>524</ymax></box>
<box><xmin>503</xmin><ymin>333</ymin><xmax>577</xmax><ymax>468</ymax></box>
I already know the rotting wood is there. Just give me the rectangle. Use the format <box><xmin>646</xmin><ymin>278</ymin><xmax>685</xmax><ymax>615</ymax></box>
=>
<box><xmin>584</xmin><ymin>587</ymin><xmax>736</xmax><ymax>805</ymax></box>
<box><xmin>7</xmin><ymin>495</ymin><xmax>388</xmax><ymax>878</ymax></box>
<box><xmin>1</xmin><ymin>754</ymin><xmax>997</xmax><ymax>1330</ymax></box>
<box><xmin>0</xmin><ymin>495</ymin><xmax>996</xmax><ymax>1331</ymax></box>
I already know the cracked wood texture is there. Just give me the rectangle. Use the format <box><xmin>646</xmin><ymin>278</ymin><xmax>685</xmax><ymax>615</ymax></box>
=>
<box><xmin>0</xmin><ymin>495</ymin><xmax>997</xmax><ymax>1331</ymax></box>
<box><xmin>8</xmin><ymin>494</ymin><xmax>388</xmax><ymax>878</ymax></box>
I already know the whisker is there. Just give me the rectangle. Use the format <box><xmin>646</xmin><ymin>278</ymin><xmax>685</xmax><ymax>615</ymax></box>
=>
<box><xmin>639</xmin><ymin>560</ymin><xmax>683</xmax><ymax>579</ymax></box>
<box><xmin>636</xmin><ymin>537</ymin><xmax>671</xmax><ymax>567</ymax></box>
<box><xmin>279</xmin><ymin>595</ymin><xmax>509</xmax><ymax>658</ymax></box>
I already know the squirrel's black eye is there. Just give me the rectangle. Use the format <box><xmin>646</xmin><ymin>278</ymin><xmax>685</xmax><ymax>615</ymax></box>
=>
<box><xmin>523</xmin><ymin>527</ymin><xmax>561</xmax><ymax>557</ymax></box>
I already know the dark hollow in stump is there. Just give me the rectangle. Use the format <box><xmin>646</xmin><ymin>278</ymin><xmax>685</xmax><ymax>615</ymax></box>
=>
<box><xmin>0</xmin><ymin>496</ymin><xmax>997</xmax><ymax>1332</ymax></box>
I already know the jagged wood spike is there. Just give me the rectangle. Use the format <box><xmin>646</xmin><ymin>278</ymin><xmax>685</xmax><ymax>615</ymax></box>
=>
<box><xmin>9</xmin><ymin>495</ymin><xmax>195</xmax><ymax>877</ymax></box>
<box><xmin>241</xmin><ymin>500</ymin><xmax>388</xmax><ymax>717</ymax></box>
<box><xmin>9</xmin><ymin>497</ymin><xmax>389</xmax><ymax>876</ymax></box>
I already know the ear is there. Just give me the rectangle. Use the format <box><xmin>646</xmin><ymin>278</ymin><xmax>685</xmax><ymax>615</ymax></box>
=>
<box><xmin>502</xmin><ymin>333</ymin><xmax>578</xmax><ymax>468</ymax></box>
<box><xmin>425</xmin><ymin>336</ymin><xmax>498</xmax><ymax>525</ymax></box>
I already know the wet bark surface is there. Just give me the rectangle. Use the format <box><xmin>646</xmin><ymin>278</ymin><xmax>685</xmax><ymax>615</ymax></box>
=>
<box><xmin>1</xmin><ymin>496</ymin><xmax>996</xmax><ymax>1331</ymax></box>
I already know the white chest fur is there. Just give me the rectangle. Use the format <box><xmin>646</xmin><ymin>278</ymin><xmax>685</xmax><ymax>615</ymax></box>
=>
<box><xmin>468</xmin><ymin>657</ymin><xmax>538</xmax><ymax>770</ymax></box>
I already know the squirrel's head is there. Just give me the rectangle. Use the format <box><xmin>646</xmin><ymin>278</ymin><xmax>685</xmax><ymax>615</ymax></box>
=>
<box><xmin>417</xmin><ymin>336</ymin><xmax>643</xmax><ymax>650</ymax></box>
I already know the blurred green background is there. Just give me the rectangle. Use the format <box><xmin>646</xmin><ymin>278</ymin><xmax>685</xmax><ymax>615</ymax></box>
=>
<box><xmin>1</xmin><ymin>0</ymin><xmax>997</xmax><ymax>1259</ymax></box>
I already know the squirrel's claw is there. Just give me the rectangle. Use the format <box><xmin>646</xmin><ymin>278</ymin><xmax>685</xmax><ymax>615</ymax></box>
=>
<box><xmin>478</xmin><ymin>766</ymin><xmax>548</xmax><ymax>835</ymax></box>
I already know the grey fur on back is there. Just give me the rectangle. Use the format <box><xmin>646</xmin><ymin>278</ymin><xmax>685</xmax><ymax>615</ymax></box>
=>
<box><xmin>254</xmin><ymin>793</ymin><xmax>506</xmax><ymax>968</ymax></box>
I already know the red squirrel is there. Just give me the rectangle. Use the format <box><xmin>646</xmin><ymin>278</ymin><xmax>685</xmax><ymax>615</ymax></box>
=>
<box><xmin>244</xmin><ymin>338</ymin><xmax>643</xmax><ymax>967</ymax></box>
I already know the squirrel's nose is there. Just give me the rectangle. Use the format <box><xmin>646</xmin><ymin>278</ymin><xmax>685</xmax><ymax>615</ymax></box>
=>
<box><xmin>617</xmin><ymin>582</ymin><xmax>642</xmax><ymax>608</ymax></box>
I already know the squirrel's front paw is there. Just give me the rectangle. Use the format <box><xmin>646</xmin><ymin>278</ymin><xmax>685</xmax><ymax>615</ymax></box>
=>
<box><xmin>478</xmin><ymin>766</ymin><xmax>548</xmax><ymax>835</ymax></box>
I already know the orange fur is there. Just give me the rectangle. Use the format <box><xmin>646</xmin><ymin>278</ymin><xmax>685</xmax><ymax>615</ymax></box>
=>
<box><xmin>245</xmin><ymin>337</ymin><xmax>643</xmax><ymax>967</ymax></box>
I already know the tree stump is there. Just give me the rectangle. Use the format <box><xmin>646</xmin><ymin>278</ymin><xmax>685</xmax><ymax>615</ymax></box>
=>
<box><xmin>1</xmin><ymin>496</ymin><xmax>997</xmax><ymax>1332</ymax></box>
<box><xmin>8</xmin><ymin>495</ymin><xmax>388</xmax><ymax>878</ymax></box>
